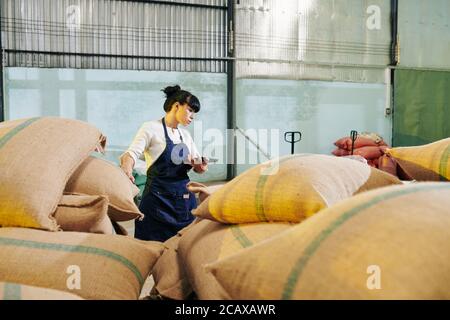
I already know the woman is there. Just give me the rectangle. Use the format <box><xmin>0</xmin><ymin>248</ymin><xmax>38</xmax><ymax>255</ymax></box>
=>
<box><xmin>120</xmin><ymin>85</ymin><xmax>207</xmax><ymax>242</ymax></box>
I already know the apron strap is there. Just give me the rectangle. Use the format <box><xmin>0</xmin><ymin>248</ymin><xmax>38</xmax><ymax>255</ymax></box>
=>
<box><xmin>162</xmin><ymin>117</ymin><xmax>184</xmax><ymax>142</ymax></box>
<box><xmin>161</xmin><ymin>117</ymin><xmax>170</xmax><ymax>140</ymax></box>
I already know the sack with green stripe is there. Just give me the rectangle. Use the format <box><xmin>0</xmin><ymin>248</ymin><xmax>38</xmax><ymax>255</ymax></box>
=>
<box><xmin>0</xmin><ymin>282</ymin><xmax>83</xmax><ymax>300</ymax></box>
<box><xmin>386</xmin><ymin>138</ymin><xmax>450</xmax><ymax>181</ymax></box>
<box><xmin>206</xmin><ymin>182</ymin><xmax>450</xmax><ymax>299</ymax></box>
<box><xmin>0</xmin><ymin>117</ymin><xmax>106</xmax><ymax>230</ymax></box>
<box><xmin>65</xmin><ymin>156</ymin><xmax>143</xmax><ymax>222</ymax></box>
<box><xmin>150</xmin><ymin>184</ymin><xmax>227</xmax><ymax>300</ymax></box>
<box><xmin>0</xmin><ymin>228</ymin><xmax>163</xmax><ymax>300</ymax></box>
<box><xmin>150</xmin><ymin>228</ymin><xmax>194</xmax><ymax>300</ymax></box>
<box><xmin>193</xmin><ymin>154</ymin><xmax>402</xmax><ymax>224</ymax></box>
<box><xmin>177</xmin><ymin>219</ymin><xmax>292</xmax><ymax>299</ymax></box>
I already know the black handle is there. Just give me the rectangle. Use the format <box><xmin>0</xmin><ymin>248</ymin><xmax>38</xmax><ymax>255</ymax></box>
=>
<box><xmin>350</xmin><ymin>130</ymin><xmax>358</xmax><ymax>155</ymax></box>
<box><xmin>284</xmin><ymin>131</ymin><xmax>302</xmax><ymax>155</ymax></box>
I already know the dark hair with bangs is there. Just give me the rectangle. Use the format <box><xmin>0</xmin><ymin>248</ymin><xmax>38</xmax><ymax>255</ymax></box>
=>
<box><xmin>162</xmin><ymin>85</ymin><xmax>201</xmax><ymax>113</ymax></box>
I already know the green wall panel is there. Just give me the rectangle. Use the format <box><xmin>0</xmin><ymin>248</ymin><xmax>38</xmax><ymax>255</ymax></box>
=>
<box><xmin>393</xmin><ymin>69</ymin><xmax>450</xmax><ymax>146</ymax></box>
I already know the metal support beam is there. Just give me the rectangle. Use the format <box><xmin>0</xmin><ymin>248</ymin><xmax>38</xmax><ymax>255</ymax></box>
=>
<box><xmin>117</xmin><ymin>0</ymin><xmax>227</xmax><ymax>11</ymax></box>
<box><xmin>391</xmin><ymin>0</ymin><xmax>399</xmax><ymax>66</ymax></box>
<box><xmin>4</xmin><ymin>49</ymin><xmax>229</xmax><ymax>62</ymax></box>
<box><xmin>390</xmin><ymin>0</ymin><xmax>399</xmax><ymax>145</ymax></box>
<box><xmin>226</xmin><ymin>0</ymin><xmax>236</xmax><ymax>180</ymax></box>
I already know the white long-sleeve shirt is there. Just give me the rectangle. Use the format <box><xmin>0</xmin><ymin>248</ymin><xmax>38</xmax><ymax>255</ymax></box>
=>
<box><xmin>121</xmin><ymin>119</ymin><xmax>201</xmax><ymax>172</ymax></box>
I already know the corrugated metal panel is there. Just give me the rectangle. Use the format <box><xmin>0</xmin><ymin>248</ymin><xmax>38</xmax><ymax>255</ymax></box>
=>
<box><xmin>160</xmin><ymin>0</ymin><xmax>226</xmax><ymax>6</ymax></box>
<box><xmin>236</xmin><ymin>60</ymin><xmax>385</xmax><ymax>82</ymax></box>
<box><xmin>398</xmin><ymin>0</ymin><xmax>450</xmax><ymax>69</ymax></box>
<box><xmin>0</xmin><ymin>0</ymin><xmax>228</xmax><ymax>72</ymax></box>
<box><xmin>236</xmin><ymin>0</ymin><xmax>391</xmax><ymax>83</ymax></box>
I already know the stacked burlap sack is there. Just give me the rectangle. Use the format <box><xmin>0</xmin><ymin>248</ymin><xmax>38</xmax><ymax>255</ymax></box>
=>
<box><xmin>0</xmin><ymin>117</ymin><xmax>164</xmax><ymax>300</ymax></box>
<box><xmin>385</xmin><ymin>137</ymin><xmax>450</xmax><ymax>182</ymax></box>
<box><xmin>0</xmin><ymin>282</ymin><xmax>83</xmax><ymax>300</ymax></box>
<box><xmin>154</xmin><ymin>160</ymin><xmax>450</xmax><ymax>299</ymax></box>
<box><xmin>333</xmin><ymin>132</ymin><xmax>450</xmax><ymax>181</ymax></box>
<box><xmin>206</xmin><ymin>182</ymin><xmax>450</xmax><ymax>299</ymax></box>
<box><xmin>350</xmin><ymin>135</ymin><xmax>449</xmax><ymax>181</ymax></box>
<box><xmin>149</xmin><ymin>154</ymin><xmax>409</xmax><ymax>299</ymax></box>
<box><xmin>332</xmin><ymin>132</ymin><xmax>388</xmax><ymax>169</ymax></box>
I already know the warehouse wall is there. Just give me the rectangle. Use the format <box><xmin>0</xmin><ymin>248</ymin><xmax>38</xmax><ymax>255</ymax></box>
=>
<box><xmin>1</xmin><ymin>0</ymin><xmax>228</xmax><ymax>72</ymax></box>
<box><xmin>234</xmin><ymin>0</ymin><xmax>393</xmax><ymax>174</ymax></box>
<box><xmin>4</xmin><ymin>67</ymin><xmax>227</xmax><ymax>182</ymax></box>
<box><xmin>235</xmin><ymin>78</ymin><xmax>390</xmax><ymax>174</ymax></box>
<box><xmin>393</xmin><ymin>70</ymin><xmax>450</xmax><ymax>146</ymax></box>
<box><xmin>392</xmin><ymin>0</ymin><xmax>450</xmax><ymax>146</ymax></box>
<box><xmin>397</xmin><ymin>0</ymin><xmax>450</xmax><ymax>69</ymax></box>
<box><xmin>4</xmin><ymin>67</ymin><xmax>391</xmax><ymax>179</ymax></box>
<box><xmin>2</xmin><ymin>0</ymin><xmax>396</xmax><ymax>180</ymax></box>
<box><xmin>3</xmin><ymin>1</ymin><xmax>449</xmax><ymax>180</ymax></box>
<box><xmin>235</xmin><ymin>0</ymin><xmax>391</xmax><ymax>82</ymax></box>
<box><xmin>235</xmin><ymin>0</ymin><xmax>450</xmax><ymax>171</ymax></box>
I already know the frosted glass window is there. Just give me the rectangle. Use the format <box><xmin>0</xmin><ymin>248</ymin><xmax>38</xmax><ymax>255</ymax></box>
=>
<box><xmin>6</xmin><ymin>89</ymin><xmax>41</xmax><ymax>120</ymax></box>
<box><xmin>59</xmin><ymin>90</ymin><xmax>77</xmax><ymax>119</ymax></box>
<box><xmin>236</xmin><ymin>78</ymin><xmax>391</xmax><ymax>174</ymax></box>
<box><xmin>4</xmin><ymin>67</ymin><xmax>227</xmax><ymax>182</ymax></box>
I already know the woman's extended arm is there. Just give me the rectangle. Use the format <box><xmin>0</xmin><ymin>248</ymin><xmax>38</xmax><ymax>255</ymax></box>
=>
<box><xmin>120</xmin><ymin>152</ymin><xmax>136</xmax><ymax>183</ymax></box>
<box><xmin>119</xmin><ymin>123</ymin><xmax>152</xmax><ymax>183</ymax></box>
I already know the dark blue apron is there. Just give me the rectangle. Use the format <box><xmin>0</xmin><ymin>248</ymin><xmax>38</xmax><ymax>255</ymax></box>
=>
<box><xmin>134</xmin><ymin>118</ymin><xmax>197</xmax><ymax>242</ymax></box>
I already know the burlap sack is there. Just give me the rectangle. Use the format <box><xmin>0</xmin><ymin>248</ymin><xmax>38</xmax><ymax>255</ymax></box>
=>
<box><xmin>0</xmin><ymin>117</ymin><xmax>106</xmax><ymax>230</ymax></box>
<box><xmin>65</xmin><ymin>156</ymin><xmax>143</xmax><ymax>221</ymax></box>
<box><xmin>386</xmin><ymin>138</ymin><xmax>450</xmax><ymax>181</ymax></box>
<box><xmin>206</xmin><ymin>183</ymin><xmax>226</xmax><ymax>195</ymax></box>
<box><xmin>352</xmin><ymin>146</ymin><xmax>384</xmax><ymax>160</ymax></box>
<box><xmin>55</xmin><ymin>194</ymin><xmax>113</xmax><ymax>234</ymax></box>
<box><xmin>150</xmin><ymin>234</ymin><xmax>192</xmax><ymax>300</ymax></box>
<box><xmin>177</xmin><ymin>219</ymin><xmax>292</xmax><ymax>299</ymax></box>
<box><xmin>378</xmin><ymin>154</ymin><xmax>398</xmax><ymax>177</ymax></box>
<box><xmin>194</xmin><ymin>154</ymin><xmax>402</xmax><ymax>224</ymax></box>
<box><xmin>0</xmin><ymin>227</ymin><xmax>164</xmax><ymax>300</ymax></box>
<box><xmin>206</xmin><ymin>182</ymin><xmax>450</xmax><ymax>299</ymax></box>
<box><xmin>0</xmin><ymin>282</ymin><xmax>83</xmax><ymax>300</ymax></box>
<box><xmin>149</xmin><ymin>219</ymin><xmax>201</xmax><ymax>300</ymax></box>
<box><xmin>335</xmin><ymin>134</ymin><xmax>387</xmax><ymax>150</ymax></box>
<box><xmin>112</xmin><ymin>221</ymin><xmax>129</xmax><ymax>236</ymax></box>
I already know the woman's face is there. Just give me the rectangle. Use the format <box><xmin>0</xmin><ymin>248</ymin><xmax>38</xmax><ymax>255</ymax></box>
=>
<box><xmin>175</xmin><ymin>103</ymin><xmax>195</xmax><ymax>126</ymax></box>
